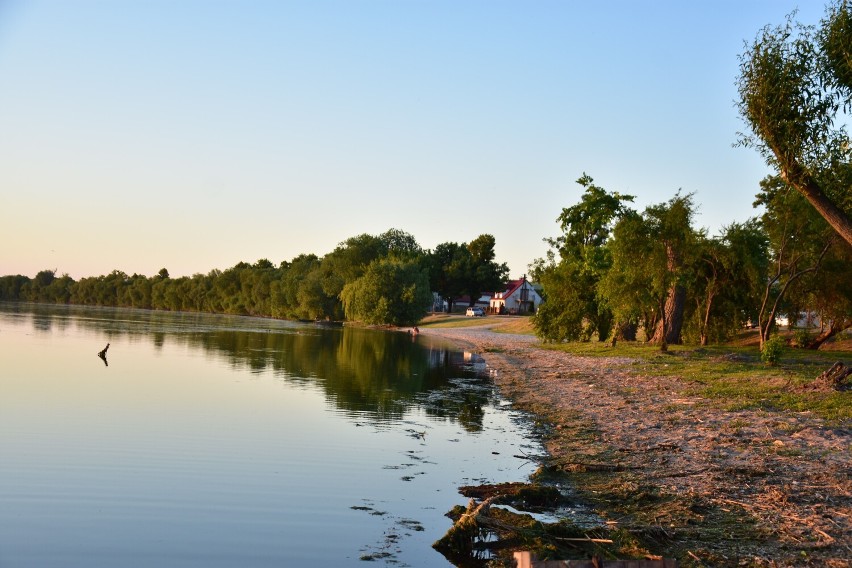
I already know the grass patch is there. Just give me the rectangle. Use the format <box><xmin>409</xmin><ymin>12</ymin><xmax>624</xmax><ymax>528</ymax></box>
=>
<box><xmin>490</xmin><ymin>315</ymin><xmax>535</xmax><ymax>335</ymax></box>
<box><xmin>417</xmin><ymin>313</ymin><xmax>535</xmax><ymax>334</ymax></box>
<box><xmin>541</xmin><ymin>340</ymin><xmax>697</xmax><ymax>359</ymax></box>
<box><xmin>417</xmin><ymin>314</ymin><xmax>493</xmax><ymax>328</ymax></box>
<box><xmin>652</xmin><ymin>349</ymin><xmax>851</xmax><ymax>423</ymax></box>
<box><xmin>541</xmin><ymin>341</ymin><xmax>851</xmax><ymax>422</ymax></box>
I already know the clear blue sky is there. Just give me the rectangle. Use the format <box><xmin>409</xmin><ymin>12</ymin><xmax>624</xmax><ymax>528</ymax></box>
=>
<box><xmin>0</xmin><ymin>1</ymin><xmax>825</xmax><ymax>280</ymax></box>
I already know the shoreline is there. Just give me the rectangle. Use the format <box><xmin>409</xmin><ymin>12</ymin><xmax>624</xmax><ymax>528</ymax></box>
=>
<box><xmin>418</xmin><ymin>326</ymin><xmax>851</xmax><ymax>567</ymax></box>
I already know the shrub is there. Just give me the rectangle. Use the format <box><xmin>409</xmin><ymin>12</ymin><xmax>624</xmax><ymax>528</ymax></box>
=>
<box><xmin>761</xmin><ymin>335</ymin><xmax>786</xmax><ymax>365</ymax></box>
<box><xmin>793</xmin><ymin>328</ymin><xmax>812</xmax><ymax>348</ymax></box>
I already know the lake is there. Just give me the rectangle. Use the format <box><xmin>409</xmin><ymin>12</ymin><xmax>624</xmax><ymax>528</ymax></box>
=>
<box><xmin>0</xmin><ymin>302</ymin><xmax>542</xmax><ymax>567</ymax></box>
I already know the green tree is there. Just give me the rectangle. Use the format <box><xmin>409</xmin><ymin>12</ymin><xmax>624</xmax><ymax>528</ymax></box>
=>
<box><xmin>163</xmin><ymin>277</ymin><xmax>186</xmax><ymax>311</ymax></box>
<box><xmin>795</xmin><ymin>239</ymin><xmax>852</xmax><ymax>348</ymax></box>
<box><xmin>182</xmin><ymin>273</ymin><xmax>212</xmax><ymax>312</ymax></box>
<box><xmin>22</xmin><ymin>269</ymin><xmax>57</xmax><ymax>302</ymax></box>
<box><xmin>427</xmin><ymin>242</ymin><xmax>469</xmax><ymax>313</ymax></box>
<box><xmin>599</xmin><ymin>194</ymin><xmax>699</xmax><ymax>351</ymax></box>
<box><xmin>0</xmin><ymin>275</ymin><xmax>29</xmax><ymax>300</ymax></box>
<box><xmin>274</xmin><ymin>254</ymin><xmax>321</xmax><ymax>320</ymax></box>
<box><xmin>644</xmin><ymin>193</ymin><xmax>699</xmax><ymax>348</ymax></box>
<box><xmin>70</xmin><ymin>276</ymin><xmax>95</xmax><ymax>305</ymax></box>
<box><xmin>379</xmin><ymin>228</ymin><xmax>423</xmax><ymax>260</ymax></box>
<box><xmin>340</xmin><ymin>258</ymin><xmax>432</xmax><ymax>326</ymax></box>
<box><xmin>298</xmin><ymin>266</ymin><xmax>339</xmax><ymax>321</ymax></box>
<box><xmin>755</xmin><ymin>175</ymin><xmax>837</xmax><ymax>347</ymax></box>
<box><xmin>322</xmin><ymin>234</ymin><xmax>386</xmax><ymax>288</ymax></box>
<box><xmin>33</xmin><ymin>269</ymin><xmax>56</xmax><ymax>290</ymax></box>
<box><xmin>428</xmin><ymin>236</ymin><xmax>508</xmax><ymax>313</ymax></box>
<box><xmin>531</xmin><ymin>259</ymin><xmax>586</xmax><ymax>341</ymax></box>
<box><xmin>598</xmin><ymin>211</ymin><xmax>659</xmax><ymax>346</ymax></box>
<box><xmin>465</xmin><ymin>234</ymin><xmax>509</xmax><ymax>307</ymax></box>
<box><xmin>532</xmin><ymin>174</ymin><xmax>634</xmax><ymax>342</ymax></box>
<box><xmin>44</xmin><ymin>273</ymin><xmax>74</xmax><ymax>304</ymax></box>
<box><xmin>240</xmin><ymin>259</ymin><xmax>277</xmax><ymax>316</ymax></box>
<box><xmin>127</xmin><ymin>274</ymin><xmax>153</xmax><ymax>309</ymax></box>
<box><xmin>737</xmin><ymin>3</ymin><xmax>852</xmax><ymax>246</ymax></box>
<box><xmin>756</xmin><ymin>176</ymin><xmax>851</xmax><ymax>348</ymax></box>
<box><xmin>688</xmin><ymin>221</ymin><xmax>769</xmax><ymax>345</ymax></box>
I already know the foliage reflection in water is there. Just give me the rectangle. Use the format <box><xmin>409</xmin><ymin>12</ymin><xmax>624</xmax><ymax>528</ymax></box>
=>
<box><xmin>0</xmin><ymin>303</ymin><xmax>541</xmax><ymax>567</ymax></box>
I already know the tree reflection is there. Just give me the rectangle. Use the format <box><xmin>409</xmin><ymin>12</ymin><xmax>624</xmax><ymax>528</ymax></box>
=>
<box><xmin>14</xmin><ymin>303</ymin><xmax>495</xmax><ymax>429</ymax></box>
<box><xmin>183</xmin><ymin>326</ymin><xmax>494</xmax><ymax>430</ymax></box>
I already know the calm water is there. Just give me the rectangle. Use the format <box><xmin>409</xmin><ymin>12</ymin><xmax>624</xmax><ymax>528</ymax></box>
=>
<box><xmin>0</xmin><ymin>303</ymin><xmax>542</xmax><ymax>567</ymax></box>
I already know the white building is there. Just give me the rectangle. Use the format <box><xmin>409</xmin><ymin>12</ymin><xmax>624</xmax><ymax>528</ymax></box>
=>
<box><xmin>488</xmin><ymin>276</ymin><xmax>542</xmax><ymax>314</ymax></box>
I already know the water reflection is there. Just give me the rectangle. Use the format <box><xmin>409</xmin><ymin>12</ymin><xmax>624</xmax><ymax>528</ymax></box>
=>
<box><xmin>1</xmin><ymin>302</ymin><xmax>551</xmax><ymax>568</ymax></box>
<box><xmin>5</xmin><ymin>303</ymin><xmax>495</xmax><ymax>431</ymax></box>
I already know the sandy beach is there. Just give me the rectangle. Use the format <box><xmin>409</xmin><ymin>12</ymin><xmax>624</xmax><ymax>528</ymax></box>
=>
<box><xmin>419</xmin><ymin>326</ymin><xmax>852</xmax><ymax>567</ymax></box>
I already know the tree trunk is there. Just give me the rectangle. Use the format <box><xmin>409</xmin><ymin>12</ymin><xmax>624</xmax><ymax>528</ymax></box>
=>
<box><xmin>805</xmin><ymin>319</ymin><xmax>851</xmax><ymax>349</ymax></box>
<box><xmin>643</xmin><ymin>310</ymin><xmax>658</xmax><ymax>342</ymax></box>
<box><xmin>650</xmin><ymin>284</ymin><xmax>686</xmax><ymax>345</ymax></box>
<box><xmin>759</xmin><ymin>318</ymin><xmax>774</xmax><ymax>347</ymax></box>
<box><xmin>779</xmin><ymin>158</ymin><xmax>852</xmax><ymax>247</ymax></box>
<box><xmin>655</xmin><ymin>297</ymin><xmax>669</xmax><ymax>352</ymax></box>
<box><xmin>650</xmin><ymin>241</ymin><xmax>686</xmax><ymax>346</ymax></box>
<box><xmin>619</xmin><ymin>321</ymin><xmax>638</xmax><ymax>341</ymax></box>
<box><xmin>593</xmin><ymin>310</ymin><xmax>614</xmax><ymax>342</ymax></box>
<box><xmin>467</xmin><ymin>292</ymin><xmax>479</xmax><ymax>308</ymax></box>
<box><xmin>698</xmin><ymin>290</ymin><xmax>716</xmax><ymax>347</ymax></box>
<box><xmin>610</xmin><ymin>321</ymin><xmax>638</xmax><ymax>347</ymax></box>
<box><xmin>757</xmin><ymin>240</ymin><xmax>832</xmax><ymax>349</ymax></box>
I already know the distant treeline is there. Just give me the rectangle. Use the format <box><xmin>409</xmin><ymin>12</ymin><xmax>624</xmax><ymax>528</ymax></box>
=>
<box><xmin>6</xmin><ymin>173</ymin><xmax>849</xmax><ymax>348</ymax></box>
<box><xmin>0</xmin><ymin>229</ymin><xmax>508</xmax><ymax>327</ymax></box>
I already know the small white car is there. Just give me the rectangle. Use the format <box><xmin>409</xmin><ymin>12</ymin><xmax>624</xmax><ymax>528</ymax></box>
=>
<box><xmin>465</xmin><ymin>307</ymin><xmax>485</xmax><ymax>317</ymax></box>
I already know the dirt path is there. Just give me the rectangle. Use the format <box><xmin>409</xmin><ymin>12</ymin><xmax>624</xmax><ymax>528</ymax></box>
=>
<box><xmin>420</xmin><ymin>327</ymin><xmax>852</xmax><ymax>567</ymax></box>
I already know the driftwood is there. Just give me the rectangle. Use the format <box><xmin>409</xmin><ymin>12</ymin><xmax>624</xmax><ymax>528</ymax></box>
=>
<box><xmin>801</xmin><ymin>361</ymin><xmax>852</xmax><ymax>391</ymax></box>
<box><xmin>97</xmin><ymin>343</ymin><xmax>110</xmax><ymax>366</ymax></box>
<box><xmin>433</xmin><ymin>491</ymin><xmax>647</xmax><ymax>566</ymax></box>
<box><xmin>432</xmin><ymin>497</ymin><xmax>497</xmax><ymax>558</ymax></box>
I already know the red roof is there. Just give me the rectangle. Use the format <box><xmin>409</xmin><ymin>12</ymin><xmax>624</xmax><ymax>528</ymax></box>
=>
<box><xmin>499</xmin><ymin>278</ymin><xmax>526</xmax><ymax>298</ymax></box>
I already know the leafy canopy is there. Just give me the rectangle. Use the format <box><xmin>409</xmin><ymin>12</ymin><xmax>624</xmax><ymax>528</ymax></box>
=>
<box><xmin>737</xmin><ymin>2</ymin><xmax>852</xmax><ymax>245</ymax></box>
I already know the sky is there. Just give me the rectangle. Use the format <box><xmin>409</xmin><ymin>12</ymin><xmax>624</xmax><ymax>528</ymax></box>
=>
<box><xmin>0</xmin><ymin>0</ymin><xmax>827</xmax><ymax>280</ymax></box>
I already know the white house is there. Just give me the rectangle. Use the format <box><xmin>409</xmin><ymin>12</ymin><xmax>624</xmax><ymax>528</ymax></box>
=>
<box><xmin>488</xmin><ymin>276</ymin><xmax>542</xmax><ymax>315</ymax></box>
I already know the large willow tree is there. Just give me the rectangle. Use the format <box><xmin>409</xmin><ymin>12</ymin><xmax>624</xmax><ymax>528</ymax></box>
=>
<box><xmin>599</xmin><ymin>194</ymin><xmax>699</xmax><ymax>351</ymax></box>
<box><xmin>737</xmin><ymin>2</ymin><xmax>852</xmax><ymax>246</ymax></box>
